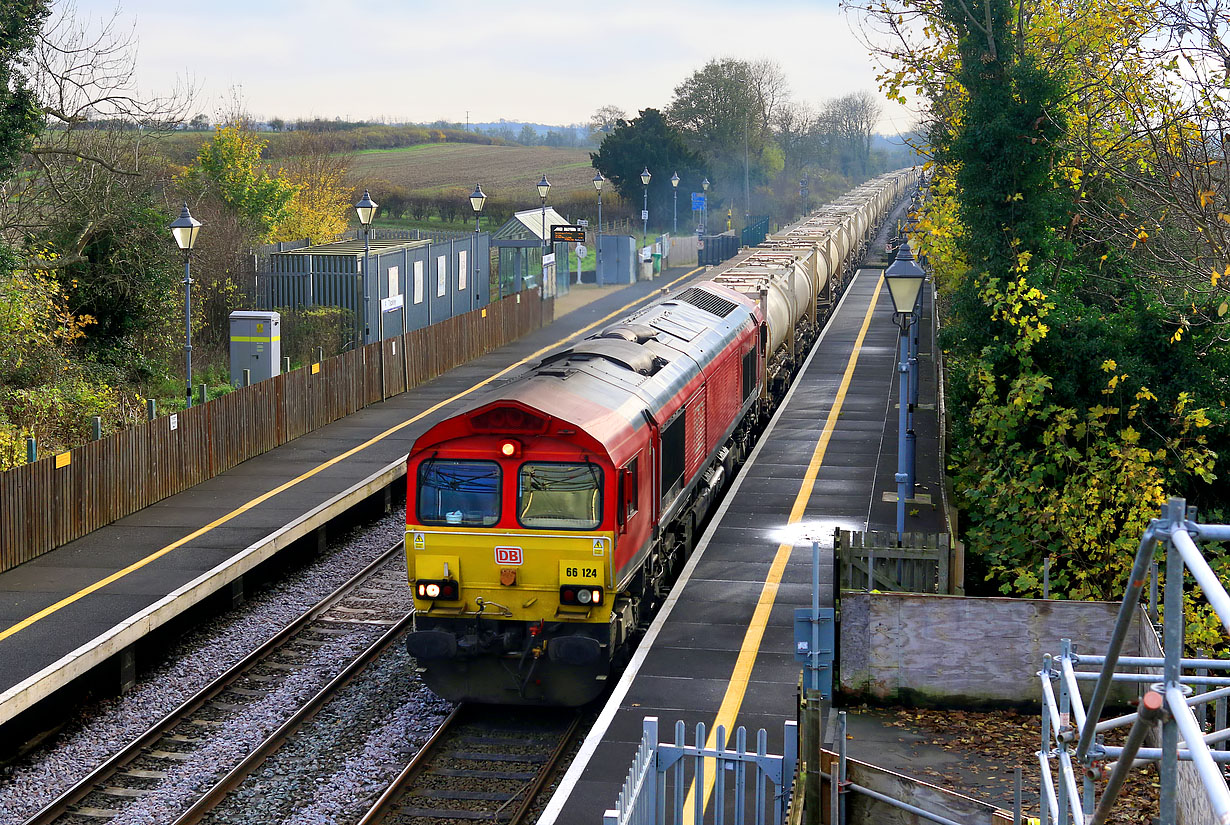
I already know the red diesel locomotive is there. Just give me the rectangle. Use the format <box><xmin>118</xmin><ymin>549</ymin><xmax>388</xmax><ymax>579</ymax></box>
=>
<box><xmin>405</xmin><ymin>284</ymin><xmax>762</xmax><ymax>705</ymax></box>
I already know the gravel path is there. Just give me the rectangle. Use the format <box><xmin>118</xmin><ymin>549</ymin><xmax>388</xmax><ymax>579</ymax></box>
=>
<box><xmin>0</xmin><ymin>510</ymin><xmax>422</xmax><ymax>825</ymax></box>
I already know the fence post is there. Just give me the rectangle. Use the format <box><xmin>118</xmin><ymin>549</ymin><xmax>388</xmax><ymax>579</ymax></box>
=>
<box><xmin>282</xmin><ymin>356</ymin><xmax>290</xmax><ymax>374</ymax></box>
<box><xmin>92</xmin><ymin>416</ymin><xmax>102</xmax><ymax>440</ymax></box>
<box><xmin>146</xmin><ymin>398</ymin><xmax>156</xmax><ymax>421</ymax></box>
<box><xmin>243</xmin><ymin>369</ymin><xmax>251</xmax><ymax>387</ymax></box>
<box><xmin>199</xmin><ymin>383</ymin><xmax>207</xmax><ymax>405</ymax></box>
<box><xmin>316</xmin><ymin>346</ymin><xmax>324</xmax><ymax>364</ymax></box>
<box><xmin>26</xmin><ymin>437</ymin><xmax>35</xmax><ymax>464</ymax></box>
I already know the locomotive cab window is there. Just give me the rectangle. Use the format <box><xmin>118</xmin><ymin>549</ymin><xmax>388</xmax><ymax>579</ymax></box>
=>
<box><xmin>620</xmin><ymin>457</ymin><xmax>640</xmax><ymax>524</ymax></box>
<box><xmin>518</xmin><ymin>462</ymin><xmax>603</xmax><ymax>530</ymax></box>
<box><xmin>417</xmin><ymin>459</ymin><xmax>501</xmax><ymax>526</ymax></box>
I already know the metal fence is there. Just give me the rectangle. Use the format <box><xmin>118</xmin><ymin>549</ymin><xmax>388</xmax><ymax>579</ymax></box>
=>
<box><xmin>1042</xmin><ymin>497</ymin><xmax>1230</xmax><ymax>825</ymax></box>
<box><xmin>835</xmin><ymin>529</ymin><xmax>951</xmax><ymax>594</ymax></box>
<box><xmin>741</xmin><ymin>217</ymin><xmax>770</xmax><ymax>248</ymax></box>
<box><xmin>604</xmin><ymin>717</ymin><xmax>797</xmax><ymax>825</ymax></box>
<box><xmin>0</xmin><ymin>293</ymin><xmax>553</xmax><ymax>573</ymax></box>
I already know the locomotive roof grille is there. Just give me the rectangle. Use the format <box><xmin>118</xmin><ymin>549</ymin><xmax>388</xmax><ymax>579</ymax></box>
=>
<box><xmin>674</xmin><ymin>287</ymin><xmax>739</xmax><ymax>318</ymax></box>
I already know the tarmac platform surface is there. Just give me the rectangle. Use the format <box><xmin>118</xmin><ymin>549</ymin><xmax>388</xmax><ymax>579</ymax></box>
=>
<box><xmin>539</xmin><ymin>250</ymin><xmax>945</xmax><ymax>820</ymax></box>
<box><xmin>0</xmin><ymin>270</ymin><xmax>706</xmax><ymax>727</ymax></box>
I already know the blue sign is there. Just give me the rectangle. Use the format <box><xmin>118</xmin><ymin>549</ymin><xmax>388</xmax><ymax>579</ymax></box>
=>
<box><xmin>691</xmin><ymin>192</ymin><xmax>706</xmax><ymax>211</ymax></box>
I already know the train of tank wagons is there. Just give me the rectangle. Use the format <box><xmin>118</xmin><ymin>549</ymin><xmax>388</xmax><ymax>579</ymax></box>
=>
<box><xmin>402</xmin><ymin>168</ymin><xmax>920</xmax><ymax>705</ymax></box>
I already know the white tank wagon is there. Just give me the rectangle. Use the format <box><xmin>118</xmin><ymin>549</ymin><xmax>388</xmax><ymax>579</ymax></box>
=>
<box><xmin>705</xmin><ymin>168</ymin><xmax>920</xmax><ymax>399</ymax></box>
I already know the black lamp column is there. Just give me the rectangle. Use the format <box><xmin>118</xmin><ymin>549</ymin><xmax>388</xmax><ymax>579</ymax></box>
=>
<box><xmin>469</xmin><ymin>183</ymin><xmax>486</xmax><ymax>306</ymax></box>
<box><xmin>169</xmin><ymin>203</ymin><xmax>202</xmax><ymax>408</ymax></box>
<box><xmin>354</xmin><ymin>189</ymin><xmax>378</xmax><ymax>345</ymax></box>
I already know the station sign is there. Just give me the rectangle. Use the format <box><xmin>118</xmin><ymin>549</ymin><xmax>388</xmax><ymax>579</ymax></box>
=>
<box><xmin>381</xmin><ymin>294</ymin><xmax>404</xmax><ymax>313</ymax></box>
<box><xmin>692</xmin><ymin>193</ymin><xmax>706</xmax><ymax>210</ymax></box>
<box><xmin>551</xmin><ymin>225</ymin><xmax>586</xmax><ymax>243</ymax></box>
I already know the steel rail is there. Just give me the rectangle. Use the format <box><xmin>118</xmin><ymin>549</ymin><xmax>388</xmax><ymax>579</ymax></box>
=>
<box><xmin>170</xmin><ymin>610</ymin><xmax>415</xmax><ymax>824</ymax></box>
<box><xmin>354</xmin><ymin>705</ymin><xmax>465</xmax><ymax>825</ymax></box>
<box><xmin>22</xmin><ymin>540</ymin><xmax>406</xmax><ymax>825</ymax></box>
<box><xmin>357</xmin><ymin>706</ymin><xmax>584</xmax><ymax>825</ymax></box>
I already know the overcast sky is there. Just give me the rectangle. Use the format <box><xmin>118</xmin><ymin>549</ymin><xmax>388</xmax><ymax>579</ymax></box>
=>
<box><xmin>70</xmin><ymin>0</ymin><xmax>917</xmax><ymax>133</ymax></box>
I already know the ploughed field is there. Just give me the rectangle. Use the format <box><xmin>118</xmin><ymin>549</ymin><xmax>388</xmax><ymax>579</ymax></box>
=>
<box><xmin>351</xmin><ymin>143</ymin><xmax>594</xmax><ymax>196</ymax></box>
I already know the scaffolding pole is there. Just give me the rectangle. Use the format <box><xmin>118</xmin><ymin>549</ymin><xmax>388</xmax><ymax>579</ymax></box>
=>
<box><xmin>1041</xmin><ymin>498</ymin><xmax>1230</xmax><ymax>825</ymax></box>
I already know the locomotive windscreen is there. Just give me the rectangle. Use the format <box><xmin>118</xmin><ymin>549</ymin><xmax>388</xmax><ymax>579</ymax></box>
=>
<box><xmin>518</xmin><ymin>462</ymin><xmax>603</xmax><ymax>529</ymax></box>
<box><xmin>417</xmin><ymin>459</ymin><xmax>502</xmax><ymax>526</ymax></box>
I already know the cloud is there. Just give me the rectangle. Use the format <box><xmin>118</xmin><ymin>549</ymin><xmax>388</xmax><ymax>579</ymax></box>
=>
<box><xmin>73</xmin><ymin>0</ymin><xmax>915</xmax><ymax>131</ymax></box>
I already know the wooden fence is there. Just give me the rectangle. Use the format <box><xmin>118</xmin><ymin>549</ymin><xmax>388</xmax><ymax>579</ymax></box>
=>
<box><xmin>0</xmin><ymin>292</ymin><xmax>553</xmax><ymax>574</ymax></box>
<box><xmin>835</xmin><ymin>529</ymin><xmax>951</xmax><ymax>594</ymax></box>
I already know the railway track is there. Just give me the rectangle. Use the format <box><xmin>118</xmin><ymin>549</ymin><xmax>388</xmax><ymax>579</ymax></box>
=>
<box><xmin>358</xmin><ymin>705</ymin><xmax>582</xmax><ymax>825</ymax></box>
<box><xmin>23</xmin><ymin>542</ymin><xmax>413</xmax><ymax>825</ymax></box>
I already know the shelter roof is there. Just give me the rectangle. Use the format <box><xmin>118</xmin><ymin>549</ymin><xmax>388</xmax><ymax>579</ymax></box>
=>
<box><xmin>280</xmin><ymin>238</ymin><xmax>429</xmax><ymax>257</ymax></box>
<box><xmin>491</xmin><ymin>207</ymin><xmax>571</xmax><ymax>242</ymax></box>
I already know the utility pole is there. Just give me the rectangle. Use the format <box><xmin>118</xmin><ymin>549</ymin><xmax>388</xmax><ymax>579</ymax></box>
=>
<box><xmin>744</xmin><ymin>120</ymin><xmax>750</xmax><ymax>223</ymax></box>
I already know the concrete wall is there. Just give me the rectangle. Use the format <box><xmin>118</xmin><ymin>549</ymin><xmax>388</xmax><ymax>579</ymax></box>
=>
<box><xmin>839</xmin><ymin>593</ymin><xmax>1147</xmax><ymax>706</ymax></box>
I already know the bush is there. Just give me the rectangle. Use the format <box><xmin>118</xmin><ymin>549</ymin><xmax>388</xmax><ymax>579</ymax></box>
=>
<box><xmin>278</xmin><ymin>305</ymin><xmax>353</xmax><ymax>365</ymax></box>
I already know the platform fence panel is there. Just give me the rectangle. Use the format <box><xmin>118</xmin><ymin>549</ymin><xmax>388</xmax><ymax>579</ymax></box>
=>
<box><xmin>604</xmin><ymin>716</ymin><xmax>797</xmax><ymax>825</ymax></box>
<box><xmin>835</xmin><ymin>529</ymin><xmax>949</xmax><ymax>594</ymax></box>
<box><xmin>0</xmin><ymin>292</ymin><xmax>553</xmax><ymax>573</ymax></box>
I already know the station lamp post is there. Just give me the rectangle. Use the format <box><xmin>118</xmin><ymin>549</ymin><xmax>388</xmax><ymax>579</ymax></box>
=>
<box><xmin>702</xmin><ymin>177</ymin><xmax>710</xmax><ymax>235</ymax></box>
<box><xmin>671</xmin><ymin>171</ymin><xmax>679</xmax><ymax>234</ymax></box>
<box><xmin>898</xmin><ymin>238</ymin><xmax>925</xmax><ymax>410</ymax></box>
<box><xmin>884</xmin><ymin>245</ymin><xmax>926</xmax><ymax>536</ymax></box>
<box><xmin>169</xmin><ymin>203</ymin><xmax>201</xmax><ymax>408</ymax></box>
<box><xmin>470</xmin><ymin>183</ymin><xmax>486</xmax><ymax>305</ymax></box>
<box><xmin>354</xmin><ymin>189</ymin><xmax>378</xmax><ymax>345</ymax></box>
<box><xmin>640</xmin><ymin>166</ymin><xmax>651</xmax><ymax>247</ymax></box>
<box><xmin>537</xmin><ymin>174</ymin><xmax>551</xmax><ymax>290</ymax></box>
<box><xmin>593</xmin><ymin>171</ymin><xmax>604</xmax><ymax>281</ymax></box>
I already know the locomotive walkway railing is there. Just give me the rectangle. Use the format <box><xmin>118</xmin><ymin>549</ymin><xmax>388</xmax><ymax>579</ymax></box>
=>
<box><xmin>1042</xmin><ymin>497</ymin><xmax>1230</xmax><ymax>824</ymax></box>
<box><xmin>604</xmin><ymin>717</ymin><xmax>797</xmax><ymax>825</ymax></box>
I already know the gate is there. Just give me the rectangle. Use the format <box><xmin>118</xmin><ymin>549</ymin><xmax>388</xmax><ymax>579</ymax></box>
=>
<box><xmin>835</xmin><ymin>529</ymin><xmax>951</xmax><ymax>593</ymax></box>
<box><xmin>604</xmin><ymin>717</ymin><xmax>797</xmax><ymax>825</ymax></box>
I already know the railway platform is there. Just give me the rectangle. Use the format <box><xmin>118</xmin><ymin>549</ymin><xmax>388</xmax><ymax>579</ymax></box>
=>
<box><xmin>0</xmin><ymin>268</ymin><xmax>707</xmax><ymax>735</ymax></box>
<box><xmin>539</xmin><ymin>254</ymin><xmax>946</xmax><ymax>823</ymax></box>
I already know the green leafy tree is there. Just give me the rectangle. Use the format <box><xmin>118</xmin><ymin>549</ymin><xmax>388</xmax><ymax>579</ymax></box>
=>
<box><xmin>667</xmin><ymin>58</ymin><xmax>786</xmax><ymax>205</ymax></box>
<box><xmin>0</xmin><ymin>0</ymin><xmax>47</xmax><ymax>181</ymax></box>
<box><xmin>184</xmin><ymin>123</ymin><xmax>297</xmax><ymax>242</ymax></box>
<box><xmin>590</xmin><ymin>109</ymin><xmax>707</xmax><ymax>231</ymax></box>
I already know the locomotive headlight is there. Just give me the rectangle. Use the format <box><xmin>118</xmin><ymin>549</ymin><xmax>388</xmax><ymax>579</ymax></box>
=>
<box><xmin>577</xmin><ymin>588</ymin><xmax>592</xmax><ymax>604</ymax></box>
<box><xmin>590</xmin><ymin>589</ymin><xmax>602</xmax><ymax>605</ymax></box>
<box><xmin>416</xmin><ymin>579</ymin><xmax>459</xmax><ymax>601</ymax></box>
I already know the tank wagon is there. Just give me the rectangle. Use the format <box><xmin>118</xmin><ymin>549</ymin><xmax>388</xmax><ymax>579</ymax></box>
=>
<box><xmin>403</xmin><ymin>169</ymin><xmax>918</xmax><ymax>705</ymax></box>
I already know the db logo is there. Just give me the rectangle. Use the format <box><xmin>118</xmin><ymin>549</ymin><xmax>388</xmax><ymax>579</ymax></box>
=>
<box><xmin>494</xmin><ymin>546</ymin><xmax>523</xmax><ymax>565</ymax></box>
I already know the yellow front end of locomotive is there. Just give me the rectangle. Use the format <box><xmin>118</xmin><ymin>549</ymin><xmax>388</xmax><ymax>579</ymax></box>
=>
<box><xmin>405</xmin><ymin>526</ymin><xmax>614</xmax><ymax>624</ymax></box>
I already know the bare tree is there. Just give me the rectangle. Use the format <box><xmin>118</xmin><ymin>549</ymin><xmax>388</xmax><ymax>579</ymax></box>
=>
<box><xmin>588</xmin><ymin>105</ymin><xmax>627</xmax><ymax>139</ymax></box>
<box><xmin>4</xmin><ymin>2</ymin><xmax>191</xmax><ymax>267</ymax></box>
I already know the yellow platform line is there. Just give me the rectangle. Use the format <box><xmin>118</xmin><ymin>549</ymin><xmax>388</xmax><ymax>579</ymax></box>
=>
<box><xmin>0</xmin><ymin>270</ymin><xmax>703</xmax><ymax>644</ymax></box>
<box><xmin>684</xmin><ymin>274</ymin><xmax>884</xmax><ymax>819</ymax></box>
